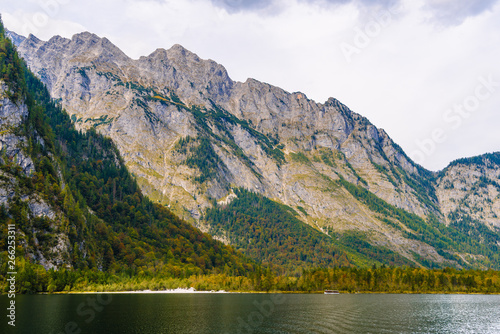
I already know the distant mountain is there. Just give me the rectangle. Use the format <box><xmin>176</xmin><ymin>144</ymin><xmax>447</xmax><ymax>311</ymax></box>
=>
<box><xmin>9</xmin><ymin>29</ymin><xmax>500</xmax><ymax>269</ymax></box>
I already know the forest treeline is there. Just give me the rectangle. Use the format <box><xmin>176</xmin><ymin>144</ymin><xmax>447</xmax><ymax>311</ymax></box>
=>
<box><xmin>3</xmin><ymin>259</ymin><xmax>500</xmax><ymax>294</ymax></box>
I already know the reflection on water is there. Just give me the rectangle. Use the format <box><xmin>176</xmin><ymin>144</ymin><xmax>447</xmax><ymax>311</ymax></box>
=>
<box><xmin>1</xmin><ymin>293</ymin><xmax>499</xmax><ymax>333</ymax></box>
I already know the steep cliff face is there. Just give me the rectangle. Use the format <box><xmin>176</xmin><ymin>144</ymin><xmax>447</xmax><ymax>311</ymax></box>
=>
<box><xmin>436</xmin><ymin>154</ymin><xmax>500</xmax><ymax>229</ymax></box>
<box><xmin>0</xmin><ymin>82</ymin><xmax>34</xmax><ymax>176</ymax></box>
<box><xmin>11</xmin><ymin>31</ymin><xmax>500</xmax><ymax>268</ymax></box>
<box><xmin>0</xmin><ymin>81</ymin><xmax>70</xmax><ymax>269</ymax></box>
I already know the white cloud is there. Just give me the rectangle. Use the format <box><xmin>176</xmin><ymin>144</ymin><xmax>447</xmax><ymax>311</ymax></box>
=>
<box><xmin>2</xmin><ymin>0</ymin><xmax>500</xmax><ymax>171</ymax></box>
<box><xmin>424</xmin><ymin>0</ymin><xmax>499</xmax><ymax>25</ymax></box>
<box><xmin>2</xmin><ymin>7</ymin><xmax>86</xmax><ymax>39</ymax></box>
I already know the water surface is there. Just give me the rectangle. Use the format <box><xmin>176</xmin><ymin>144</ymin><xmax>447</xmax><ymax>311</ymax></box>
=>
<box><xmin>1</xmin><ymin>293</ymin><xmax>499</xmax><ymax>333</ymax></box>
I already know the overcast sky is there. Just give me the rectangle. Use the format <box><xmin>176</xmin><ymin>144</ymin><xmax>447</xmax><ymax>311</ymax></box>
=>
<box><xmin>2</xmin><ymin>0</ymin><xmax>500</xmax><ymax>171</ymax></box>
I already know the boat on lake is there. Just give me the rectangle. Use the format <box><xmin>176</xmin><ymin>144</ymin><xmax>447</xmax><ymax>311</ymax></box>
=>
<box><xmin>324</xmin><ymin>290</ymin><xmax>340</xmax><ymax>294</ymax></box>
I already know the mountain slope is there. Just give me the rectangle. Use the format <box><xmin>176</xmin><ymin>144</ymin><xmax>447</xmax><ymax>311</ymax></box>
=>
<box><xmin>204</xmin><ymin>188</ymin><xmax>414</xmax><ymax>272</ymax></box>
<box><xmin>0</xmin><ymin>21</ymin><xmax>258</xmax><ymax>294</ymax></box>
<box><xmin>10</xmin><ymin>30</ymin><xmax>500</xmax><ymax>269</ymax></box>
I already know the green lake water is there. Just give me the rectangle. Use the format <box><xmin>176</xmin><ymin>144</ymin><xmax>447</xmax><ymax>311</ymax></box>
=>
<box><xmin>1</xmin><ymin>293</ymin><xmax>499</xmax><ymax>333</ymax></box>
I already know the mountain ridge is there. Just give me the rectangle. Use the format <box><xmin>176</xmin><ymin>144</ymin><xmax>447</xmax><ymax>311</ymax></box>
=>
<box><xmin>8</xmin><ymin>29</ymin><xmax>500</xmax><ymax>269</ymax></box>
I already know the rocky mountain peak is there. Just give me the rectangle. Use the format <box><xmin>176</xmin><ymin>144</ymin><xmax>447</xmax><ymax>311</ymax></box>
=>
<box><xmin>69</xmin><ymin>32</ymin><xmax>130</xmax><ymax>63</ymax></box>
<box><xmin>167</xmin><ymin>43</ymin><xmax>200</xmax><ymax>60</ymax></box>
<box><xmin>47</xmin><ymin>34</ymin><xmax>70</xmax><ymax>45</ymax></box>
<box><xmin>145</xmin><ymin>45</ymin><xmax>201</xmax><ymax>65</ymax></box>
<box><xmin>5</xmin><ymin>29</ymin><xmax>26</xmax><ymax>46</ymax></box>
<box><xmin>71</xmin><ymin>31</ymin><xmax>99</xmax><ymax>43</ymax></box>
<box><xmin>24</xmin><ymin>33</ymin><xmax>43</xmax><ymax>47</ymax></box>
<box><xmin>136</xmin><ymin>43</ymin><xmax>233</xmax><ymax>103</ymax></box>
<box><xmin>17</xmin><ymin>31</ymin><xmax>131</xmax><ymax>66</ymax></box>
<box><xmin>145</xmin><ymin>47</ymin><xmax>167</xmax><ymax>58</ymax></box>
<box><xmin>324</xmin><ymin>96</ymin><xmax>342</xmax><ymax>107</ymax></box>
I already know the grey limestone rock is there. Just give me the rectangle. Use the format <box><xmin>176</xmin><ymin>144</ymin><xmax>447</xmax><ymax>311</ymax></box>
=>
<box><xmin>0</xmin><ymin>82</ymin><xmax>69</xmax><ymax>270</ymax></box>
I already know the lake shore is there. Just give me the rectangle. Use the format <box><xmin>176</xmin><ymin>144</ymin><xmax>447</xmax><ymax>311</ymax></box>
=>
<box><xmin>49</xmin><ymin>289</ymin><xmax>500</xmax><ymax>295</ymax></box>
<box><xmin>63</xmin><ymin>287</ymin><xmax>230</xmax><ymax>294</ymax></box>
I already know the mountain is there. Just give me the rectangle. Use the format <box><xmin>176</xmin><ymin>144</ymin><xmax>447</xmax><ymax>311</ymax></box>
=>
<box><xmin>5</xmin><ymin>29</ymin><xmax>25</xmax><ymax>46</ymax></box>
<box><xmin>0</xmin><ymin>21</ymin><xmax>258</xmax><ymax>293</ymax></box>
<box><xmin>9</xmin><ymin>30</ymin><xmax>500</xmax><ymax>269</ymax></box>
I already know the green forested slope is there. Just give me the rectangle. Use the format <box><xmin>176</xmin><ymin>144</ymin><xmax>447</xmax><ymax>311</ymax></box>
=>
<box><xmin>204</xmin><ymin>188</ymin><xmax>414</xmax><ymax>273</ymax></box>
<box><xmin>337</xmin><ymin>176</ymin><xmax>500</xmax><ymax>269</ymax></box>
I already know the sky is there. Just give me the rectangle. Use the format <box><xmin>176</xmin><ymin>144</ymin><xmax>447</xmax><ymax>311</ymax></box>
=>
<box><xmin>1</xmin><ymin>0</ymin><xmax>500</xmax><ymax>171</ymax></box>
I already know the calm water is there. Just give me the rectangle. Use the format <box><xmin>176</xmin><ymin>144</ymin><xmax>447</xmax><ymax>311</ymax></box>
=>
<box><xmin>1</xmin><ymin>293</ymin><xmax>499</xmax><ymax>333</ymax></box>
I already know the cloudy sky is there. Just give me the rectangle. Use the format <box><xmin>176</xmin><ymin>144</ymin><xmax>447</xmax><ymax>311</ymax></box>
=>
<box><xmin>2</xmin><ymin>0</ymin><xmax>500</xmax><ymax>171</ymax></box>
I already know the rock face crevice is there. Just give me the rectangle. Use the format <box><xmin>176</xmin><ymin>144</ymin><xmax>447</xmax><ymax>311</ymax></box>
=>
<box><xmin>11</xmin><ymin>31</ymin><xmax>500</xmax><ymax>267</ymax></box>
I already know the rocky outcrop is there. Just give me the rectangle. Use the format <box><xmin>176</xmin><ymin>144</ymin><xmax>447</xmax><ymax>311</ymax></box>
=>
<box><xmin>5</xmin><ymin>29</ymin><xmax>25</xmax><ymax>47</ymax></box>
<box><xmin>0</xmin><ymin>81</ymin><xmax>69</xmax><ymax>269</ymax></box>
<box><xmin>436</xmin><ymin>154</ymin><xmax>500</xmax><ymax>229</ymax></box>
<box><xmin>0</xmin><ymin>82</ymin><xmax>35</xmax><ymax>176</ymax></box>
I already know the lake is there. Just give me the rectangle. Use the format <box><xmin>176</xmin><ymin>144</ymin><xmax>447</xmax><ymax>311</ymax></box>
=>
<box><xmin>1</xmin><ymin>293</ymin><xmax>499</xmax><ymax>333</ymax></box>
